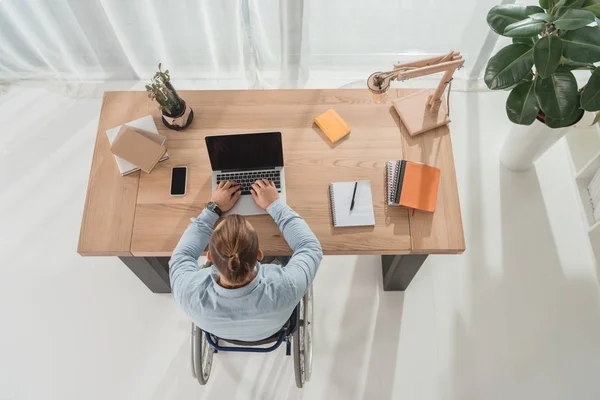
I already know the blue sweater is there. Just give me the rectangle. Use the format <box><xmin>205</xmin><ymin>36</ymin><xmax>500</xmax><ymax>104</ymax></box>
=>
<box><xmin>169</xmin><ymin>200</ymin><xmax>323</xmax><ymax>341</ymax></box>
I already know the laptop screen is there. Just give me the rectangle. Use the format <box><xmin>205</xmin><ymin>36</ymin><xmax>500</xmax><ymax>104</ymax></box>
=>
<box><xmin>205</xmin><ymin>132</ymin><xmax>284</xmax><ymax>171</ymax></box>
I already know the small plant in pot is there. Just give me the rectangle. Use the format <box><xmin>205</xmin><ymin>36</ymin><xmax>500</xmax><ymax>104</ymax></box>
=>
<box><xmin>484</xmin><ymin>0</ymin><xmax>600</xmax><ymax>169</ymax></box>
<box><xmin>145</xmin><ymin>63</ymin><xmax>194</xmax><ymax>131</ymax></box>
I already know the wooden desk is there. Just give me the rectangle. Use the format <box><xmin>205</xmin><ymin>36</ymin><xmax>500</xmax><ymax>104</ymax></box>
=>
<box><xmin>78</xmin><ymin>89</ymin><xmax>465</xmax><ymax>292</ymax></box>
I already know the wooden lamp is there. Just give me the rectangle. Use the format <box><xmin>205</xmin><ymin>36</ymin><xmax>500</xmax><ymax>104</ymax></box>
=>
<box><xmin>367</xmin><ymin>51</ymin><xmax>464</xmax><ymax>136</ymax></box>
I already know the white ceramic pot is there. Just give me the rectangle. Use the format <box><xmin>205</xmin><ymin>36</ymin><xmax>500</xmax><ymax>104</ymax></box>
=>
<box><xmin>500</xmin><ymin>119</ymin><xmax>570</xmax><ymax>171</ymax></box>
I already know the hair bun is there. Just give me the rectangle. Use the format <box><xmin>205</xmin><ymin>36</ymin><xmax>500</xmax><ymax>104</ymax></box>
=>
<box><xmin>228</xmin><ymin>253</ymin><xmax>241</xmax><ymax>271</ymax></box>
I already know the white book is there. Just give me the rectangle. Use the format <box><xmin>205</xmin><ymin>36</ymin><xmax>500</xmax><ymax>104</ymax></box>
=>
<box><xmin>329</xmin><ymin>180</ymin><xmax>375</xmax><ymax>227</ymax></box>
<box><xmin>105</xmin><ymin>115</ymin><xmax>168</xmax><ymax>176</ymax></box>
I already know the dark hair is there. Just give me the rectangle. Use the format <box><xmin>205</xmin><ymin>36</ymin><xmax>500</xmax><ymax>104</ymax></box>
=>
<box><xmin>209</xmin><ymin>214</ymin><xmax>259</xmax><ymax>286</ymax></box>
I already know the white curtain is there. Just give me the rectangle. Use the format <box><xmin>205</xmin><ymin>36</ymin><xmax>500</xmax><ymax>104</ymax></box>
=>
<box><xmin>0</xmin><ymin>0</ymin><xmax>502</xmax><ymax>87</ymax></box>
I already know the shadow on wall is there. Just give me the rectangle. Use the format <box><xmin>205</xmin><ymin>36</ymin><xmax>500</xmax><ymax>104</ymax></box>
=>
<box><xmin>449</xmin><ymin>110</ymin><xmax>600</xmax><ymax>400</ymax></box>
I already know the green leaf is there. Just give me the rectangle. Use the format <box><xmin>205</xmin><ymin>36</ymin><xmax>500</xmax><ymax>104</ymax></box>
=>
<box><xmin>544</xmin><ymin>106</ymin><xmax>585</xmax><ymax>127</ymax></box>
<box><xmin>534</xmin><ymin>35</ymin><xmax>563</xmax><ymax>77</ymax></box>
<box><xmin>560</xmin><ymin>58</ymin><xmax>596</xmax><ymax>69</ymax></box>
<box><xmin>530</xmin><ymin>12</ymin><xmax>554</xmax><ymax>21</ymax></box>
<box><xmin>487</xmin><ymin>5</ymin><xmax>545</xmax><ymax>35</ymax></box>
<box><xmin>581</xmin><ymin>68</ymin><xmax>600</xmax><ymax>110</ymax></box>
<box><xmin>582</xmin><ymin>0</ymin><xmax>600</xmax><ymax>16</ymax></box>
<box><xmin>540</xmin><ymin>0</ymin><xmax>550</xmax><ymax>9</ymax></box>
<box><xmin>504</xmin><ymin>18</ymin><xmax>547</xmax><ymax>37</ymax></box>
<box><xmin>485</xmin><ymin>44</ymin><xmax>535</xmax><ymax>90</ymax></box>
<box><xmin>556</xmin><ymin>0</ymin><xmax>585</xmax><ymax>7</ymax></box>
<box><xmin>561</xmin><ymin>27</ymin><xmax>600</xmax><ymax>62</ymax></box>
<box><xmin>504</xmin><ymin>72</ymin><xmax>535</xmax><ymax>90</ymax></box>
<box><xmin>593</xmin><ymin>111</ymin><xmax>600</xmax><ymax>125</ymax></box>
<box><xmin>513</xmin><ymin>37</ymin><xmax>536</xmax><ymax>46</ymax></box>
<box><xmin>506</xmin><ymin>80</ymin><xmax>540</xmax><ymax>124</ymax></box>
<box><xmin>554</xmin><ymin>9</ymin><xmax>596</xmax><ymax>29</ymax></box>
<box><xmin>535</xmin><ymin>68</ymin><xmax>580</xmax><ymax>118</ymax></box>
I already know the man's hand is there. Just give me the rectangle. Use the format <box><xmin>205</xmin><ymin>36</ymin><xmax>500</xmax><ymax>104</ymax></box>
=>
<box><xmin>211</xmin><ymin>181</ymin><xmax>241</xmax><ymax>212</ymax></box>
<box><xmin>251</xmin><ymin>179</ymin><xmax>280</xmax><ymax>209</ymax></box>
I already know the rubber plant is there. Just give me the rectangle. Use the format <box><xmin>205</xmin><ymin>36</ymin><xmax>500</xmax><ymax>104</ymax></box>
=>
<box><xmin>485</xmin><ymin>0</ymin><xmax>600</xmax><ymax>128</ymax></box>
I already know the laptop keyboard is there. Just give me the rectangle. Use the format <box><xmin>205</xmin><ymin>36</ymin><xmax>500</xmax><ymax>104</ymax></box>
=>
<box><xmin>217</xmin><ymin>170</ymin><xmax>281</xmax><ymax>195</ymax></box>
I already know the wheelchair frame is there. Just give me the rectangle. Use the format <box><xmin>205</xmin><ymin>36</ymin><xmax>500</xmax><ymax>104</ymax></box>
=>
<box><xmin>191</xmin><ymin>286</ymin><xmax>313</xmax><ymax>388</ymax></box>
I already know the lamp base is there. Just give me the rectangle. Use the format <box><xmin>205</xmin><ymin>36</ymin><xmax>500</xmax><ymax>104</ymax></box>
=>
<box><xmin>392</xmin><ymin>89</ymin><xmax>450</xmax><ymax>136</ymax></box>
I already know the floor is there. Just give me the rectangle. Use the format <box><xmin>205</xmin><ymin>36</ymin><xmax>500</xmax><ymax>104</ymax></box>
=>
<box><xmin>1</xmin><ymin>81</ymin><xmax>600</xmax><ymax>400</ymax></box>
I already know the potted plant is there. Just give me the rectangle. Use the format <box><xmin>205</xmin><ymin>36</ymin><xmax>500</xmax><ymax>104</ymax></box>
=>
<box><xmin>484</xmin><ymin>0</ymin><xmax>600</xmax><ymax>170</ymax></box>
<box><xmin>145</xmin><ymin>63</ymin><xmax>194</xmax><ymax>131</ymax></box>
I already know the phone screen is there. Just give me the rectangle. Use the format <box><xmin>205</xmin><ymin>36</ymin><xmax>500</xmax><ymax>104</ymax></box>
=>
<box><xmin>170</xmin><ymin>167</ymin><xmax>187</xmax><ymax>196</ymax></box>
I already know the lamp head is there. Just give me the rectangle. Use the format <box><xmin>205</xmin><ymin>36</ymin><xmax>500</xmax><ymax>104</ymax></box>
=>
<box><xmin>367</xmin><ymin>72</ymin><xmax>391</xmax><ymax>94</ymax></box>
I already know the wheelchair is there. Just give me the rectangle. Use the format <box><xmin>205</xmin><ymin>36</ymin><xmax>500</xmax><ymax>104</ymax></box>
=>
<box><xmin>191</xmin><ymin>286</ymin><xmax>313</xmax><ymax>388</ymax></box>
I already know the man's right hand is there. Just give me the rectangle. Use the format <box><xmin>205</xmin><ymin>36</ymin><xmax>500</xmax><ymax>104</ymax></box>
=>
<box><xmin>251</xmin><ymin>179</ymin><xmax>280</xmax><ymax>209</ymax></box>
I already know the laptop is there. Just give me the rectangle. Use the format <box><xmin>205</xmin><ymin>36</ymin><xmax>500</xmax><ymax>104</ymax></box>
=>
<box><xmin>205</xmin><ymin>132</ymin><xmax>287</xmax><ymax>216</ymax></box>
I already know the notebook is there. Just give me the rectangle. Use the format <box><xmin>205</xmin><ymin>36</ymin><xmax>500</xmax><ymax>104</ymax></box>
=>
<box><xmin>314</xmin><ymin>109</ymin><xmax>351</xmax><ymax>143</ymax></box>
<box><xmin>105</xmin><ymin>115</ymin><xmax>169</xmax><ymax>176</ymax></box>
<box><xmin>386</xmin><ymin>160</ymin><xmax>440</xmax><ymax>213</ymax></box>
<box><xmin>111</xmin><ymin>125</ymin><xmax>167</xmax><ymax>173</ymax></box>
<box><xmin>329</xmin><ymin>180</ymin><xmax>375</xmax><ymax>227</ymax></box>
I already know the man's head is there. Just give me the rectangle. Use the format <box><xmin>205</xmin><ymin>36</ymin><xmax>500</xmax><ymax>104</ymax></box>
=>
<box><xmin>207</xmin><ymin>214</ymin><xmax>263</xmax><ymax>286</ymax></box>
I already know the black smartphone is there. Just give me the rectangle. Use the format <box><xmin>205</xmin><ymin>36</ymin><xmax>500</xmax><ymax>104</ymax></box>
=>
<box><xmin>170</xmin><ymin>166</ymin><xmax>187</xmax><ymax>196</ymax></box>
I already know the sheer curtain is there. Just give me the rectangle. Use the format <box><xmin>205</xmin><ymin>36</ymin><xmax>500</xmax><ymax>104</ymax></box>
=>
<box><xmin>0</xmin><ymin>0</ymin><xmax>502</xmax><ymax>88</ymax></box>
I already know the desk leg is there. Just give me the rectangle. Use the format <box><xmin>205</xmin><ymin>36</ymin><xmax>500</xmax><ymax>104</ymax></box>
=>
<box><xmin>381</xmin><ymin>255</ymin><xmax>428</xmax><ymax>291</ymax></box>
<box><xmin>119</xmin><ymin>257</ymin><xmax>171</xmax><ymax>294</ymax></box>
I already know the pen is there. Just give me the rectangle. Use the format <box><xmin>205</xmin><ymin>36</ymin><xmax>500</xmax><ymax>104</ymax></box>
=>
<box><xmin>350</xmin><ymin>181</ymin><xmax>358</xmax><ymax>211</ymax></box>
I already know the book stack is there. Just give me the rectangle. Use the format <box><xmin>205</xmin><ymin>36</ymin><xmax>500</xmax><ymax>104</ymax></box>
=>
<box><xmin>386</xmin><ymin>160</ymin><xmax>441</xmax><ymax>213</ymax></box>
<box><xmin>587</xmin><ymin>168</ymin><xmax>600</xmax><ymax>222</ymax></box>
<box><xmin>105</xmin><ymin>115</ymin><xmax>168</xmax><ymax>175</ymax></box>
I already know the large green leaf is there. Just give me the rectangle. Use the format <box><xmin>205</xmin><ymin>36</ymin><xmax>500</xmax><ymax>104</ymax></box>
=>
<box><xmin>504</xmin><ymin>18</ymin><xmax>547</xmax><ymax>37</ymax></box>
<box><xmin>560</xmin><ymin>59</ymin><xmax>596</xmax><ymax>69</ymax></box>
<box><xmin>485</xmin><ymin>44</ymin><xmax>535</xmax><ymax>90</ymax></box>
<box><xmin>555</xmin><ymin>0</ymin><xmax>585</xmax><ymax>8</ymax></box>
<box><xmin>534</xmin><ymin>35</ymin><xmax>563</xmax><ymax>77</ymax></box>
<box><xmin>513</xmin><ymin>37</ymin><xmax>536</xmax><ymax>46</ymax></box>
<box><xmin>506</xmin><ymin>80</ymin><xmax>540</xmax><ymax>124</ymax></box>
<box><xmin>554</xmin><ymin>9</ymin><xmax>596</xmax><ymax>29</ymax></box>
<box><xmin>561</xmin><ymin>27</ymin><xmax>600</xmax><ymax>62</ymax></box>
<box><xmin>530</xmin><ymin>12</ymin><xmax>554</xmax><ymax>21</ymax></box>
<box><xmin>544</xmin><ymin>106</ymin><xmax>585</xmax><ymax>127</ymax></box>
<box><xmin>487</xmin><ymin>5</ymin><xmax>545</xmax><ymax>35</ymax></box>
<box><xmin>535</xmin><ymin>68</ymin><xmax>579</xmax><ymax>118</ymax></box>
<box><xmin>540</xmin><ymin>0</ymin><xmax>550</xmax><ymax>9</ymax></box>
<box><xmin>581</xmin><ymin>67</ymin><xmax>600</xmax><ymax>110</ymax></box>
<box><xmin>582</xmin><ymin>0</ymin><xmax>600</xmax><ymax>16</ymax></box>
<box><xmin>504</xmin><ymin>72</ymin><xmax>535</xmax><ymax>91</ymax></box>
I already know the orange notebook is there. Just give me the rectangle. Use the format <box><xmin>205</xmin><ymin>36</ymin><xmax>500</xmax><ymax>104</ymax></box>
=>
<box><xmin>386</xmin><ymin>160</ymin><xmax>440</xmax><ymax>213</ymax></box>
<box><xmin>314</xmin><ymin>109</ymin><xmax>351</xmax><ymax>143</ymax></box>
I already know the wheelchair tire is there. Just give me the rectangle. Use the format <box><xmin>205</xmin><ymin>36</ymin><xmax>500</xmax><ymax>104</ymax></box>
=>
<box><xmin>293</xmin><ymin>286</ymin><xmax>314</xmax><ymax>388</ymax></box>
<box><xmin>191</xmin><ymin>323</ymin><xmax>214</xmax><ymax>385</ymax></box>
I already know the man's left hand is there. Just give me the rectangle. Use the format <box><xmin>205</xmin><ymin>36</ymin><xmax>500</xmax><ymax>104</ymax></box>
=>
<box><xmin>211</xmin><ymin>181</ymin><xmax>241</xmax><ymax>212</ymax></box>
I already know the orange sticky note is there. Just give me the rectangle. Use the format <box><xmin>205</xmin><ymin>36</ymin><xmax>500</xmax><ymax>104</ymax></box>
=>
<box><xmin>314</xmin><ymin>109</ymin><xmax>351</xmax><ymax>143</ymax></box>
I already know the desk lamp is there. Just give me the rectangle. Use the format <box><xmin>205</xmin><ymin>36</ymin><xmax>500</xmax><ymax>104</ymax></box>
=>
<box><xmin>367</xmin><ymin>51</ymin><xmax>464</xmax><ymax>136</ymax></box>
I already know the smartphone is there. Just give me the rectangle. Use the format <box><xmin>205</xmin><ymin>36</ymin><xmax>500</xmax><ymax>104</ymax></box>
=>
<box><xmin>170</xmin><ymin>166</ymin><xmax>187</xmax><ymax>196</ymax></box>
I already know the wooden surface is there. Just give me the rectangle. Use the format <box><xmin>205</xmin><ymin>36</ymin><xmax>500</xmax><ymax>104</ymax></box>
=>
<box><xmin>79</xmin><ymin>89</ymin><xmax>465</xmax><ymax>257</ymax></box>
<box><xmin>77</xmin><ymin>92</ymin><xmax>148</xmax><ymax>256</ymax></box>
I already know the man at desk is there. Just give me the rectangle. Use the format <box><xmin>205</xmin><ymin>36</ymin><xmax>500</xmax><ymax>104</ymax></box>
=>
<box><xmin>169</xmin><ymin>180</ymin><xmax>323</xmax><ymax>341</ymax></box>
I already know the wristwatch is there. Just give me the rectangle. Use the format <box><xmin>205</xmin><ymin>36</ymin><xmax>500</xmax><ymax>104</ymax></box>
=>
<box><xmin>206</xmin><ymin>202</ymin><xmax>222</xmax><ymax>216</ymax></box>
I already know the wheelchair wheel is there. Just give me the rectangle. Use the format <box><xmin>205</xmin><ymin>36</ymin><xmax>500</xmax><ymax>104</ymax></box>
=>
<box><xmin>293</xmin><ymin>286</ymin><xmax>313</xmax><ymax>388</ymax></box>
<box><xmin>191</xmin><ymin>323</ymin><xmax>214</xmax><ymax>385</ymax></box>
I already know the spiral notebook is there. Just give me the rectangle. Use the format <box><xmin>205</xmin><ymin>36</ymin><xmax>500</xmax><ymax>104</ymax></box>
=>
<box><xmin>386</xmin><ymin>160</ymin><xmax>440</xmax><ymax>212</ymax></box>
<box><xmin>329</xmin><ymin>180</ymin><xmax>375</xmax><ymax>227</ymax></box>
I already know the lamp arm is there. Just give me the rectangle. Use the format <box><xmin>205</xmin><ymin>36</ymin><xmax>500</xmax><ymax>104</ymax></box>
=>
<box><xmin>367</xmin><ymin>52</ymin><xmax>464</xmax><ymax>96</ymax></box>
